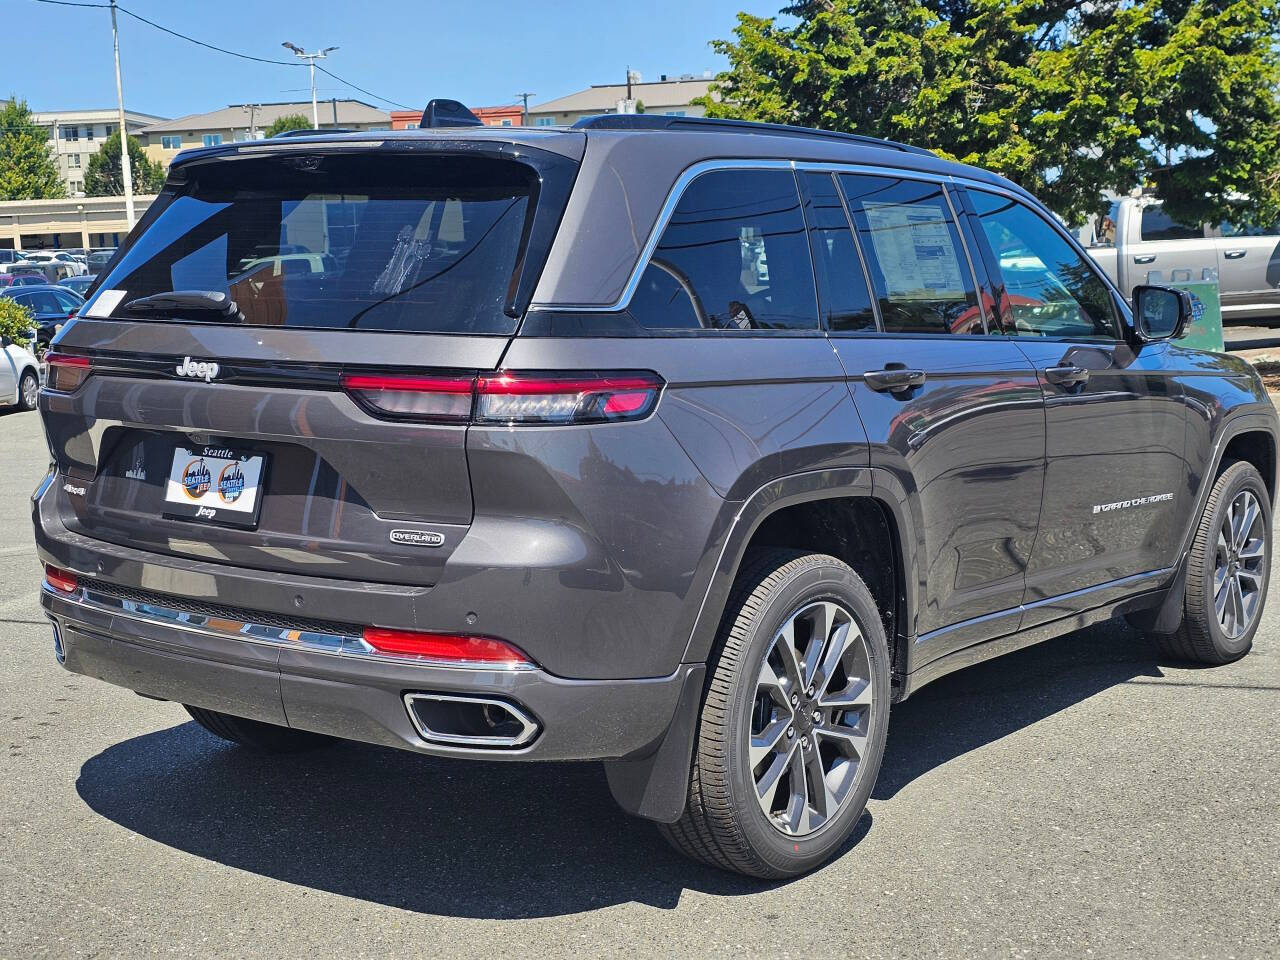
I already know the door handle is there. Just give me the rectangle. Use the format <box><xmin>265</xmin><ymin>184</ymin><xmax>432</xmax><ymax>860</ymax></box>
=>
<box><xmin>1044</xmin><ymin>365</ymin><xmax>1090</xmax><ymax>388</ymax></box>
<box><xmin>1133</xmin><ymin>254</ymin><xmax>1156</xmax><ymax>264</ymax></box>
<box><xmin>1223</xmin><ymin>248</ymin><xmax>1247</xmax><ymax>260</ymax></box>
<box><xmin>863</xmin><ymin>368</ymin><xmax>927</xmax><ymax>394</ymax></box>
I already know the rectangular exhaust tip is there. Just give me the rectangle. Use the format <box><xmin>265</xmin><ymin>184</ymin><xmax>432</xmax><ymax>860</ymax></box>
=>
<box><xmin>403</xmin><ymin>693</ymin><xmax>540</xmax><ymax>749</ymax></box>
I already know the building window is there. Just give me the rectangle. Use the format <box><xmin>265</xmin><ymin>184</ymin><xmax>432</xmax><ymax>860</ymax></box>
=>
<box><xmin>67</xmin><ymin>154</ymin><xmax>81</xmax><ymax>169</ymax></box>
<box><xmin>202</xmin><ymin>134</ymin><xmax>222</xmax><ymax>147</ymax></box>
<box><xmin>161</xmin><ymin>135</ymin><xmax>181</xmax><ymax>149</ymax></box>
<box><xmin>664</xmin><ymin>111</ymin><xmax>687</xmax><ymax>117</ymax></box>
<box><xmin>104</xmin><ymin>124</ymin><xmax>114</xmax><ymax>137</ymax></box>
<box><xmin>64</xmin><ymin>125</ymin><xmax>79</xmax><ymax>141</ymax></box>
<box><xmin>500</xmin><ymin>119</ymin><xmax>513</xmax><ymax>126</ymax></box>
<box><xmin>405</xmin><ymin>122</ymin><xmax>419</xmax><ymax>129</ymax></box>
<box><xmin>86</xmin><ymin>126</ymin><xmax>95</xmax><ymax>140</ymax></box>
<box><xmin>534</xmin><ymin>116</ymin><xmax>554</xmax><ymax>127</ymax></box>
<box><xmin>69</xmin><ymin>181</ymin><xmax>82</xmax><ymax>194</ymax></box>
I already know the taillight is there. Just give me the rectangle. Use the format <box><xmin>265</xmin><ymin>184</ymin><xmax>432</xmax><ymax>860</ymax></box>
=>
<box><xmin>45</xmin><ymin>352</ymin><xmax>91</xmax><ymax>392</ymax></box>
<box><xmin>340</xmin><ymin>370</ymin><xmax>663</xmax><ymax>425</ymax></box>
<box><xmin>362</xmin><ymin>627</ymin><xmax>532</xmax><ymax>666</ymax></box>
<box><xmin>44</xmin><ymin>564</ymin><xmax>78</xmax><ymax>594</ymax></box>
<box><xmin>475</xmin><ymin>371</ymin><xmax>663</xmax><ymax>424</ymax></box>
<box><xmin>340</xmin><ymin>373</ymin><xmax>474</xmax><ymax>422</ymax></box>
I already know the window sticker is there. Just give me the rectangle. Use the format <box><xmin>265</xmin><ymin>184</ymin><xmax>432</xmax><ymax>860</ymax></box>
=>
<box><xmin>863</xmin><ymin>202</ymin><xmax>965</xmax><ymax>299</ymax></box>
<box><xmin>83</xmin><ymin>288</ymin><xmax>126</xmax><ymax>318</ymax></box>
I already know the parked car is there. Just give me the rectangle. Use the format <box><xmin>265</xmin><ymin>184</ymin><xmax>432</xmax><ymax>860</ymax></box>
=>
<box><xmin>1084</xmin><ymin>197</ymin><xmax>1280</xmax><ymax>323</ymax></box>
<box><xmin>2</xmin><ymin>284</ymin><xmax>82</xmax><ymax>349</ymax></box>
<box><xmin>0</xmin><ymin>272</ymin><xmax>49</xmax><ymax>288</ymax></box>
<box><xmin>33</xmin><ymin>111</ymin><xmax>1278</xmax><ymax>879</ymax></box>
<box><xmin>58</xmin><ymin>275</ymin><xmax>96</xmax><ymax>297</ymax></box>
<box><xmin>0</xmin><ymin>249</ymin><xmax>28</xmax><ymax>265</ymax></box>
<box><xmin>20</xmin><ymin>251</ymin><xmax>88</xmax><ymax>279</ymax></box>
<box><xmin>0</xmin><ymin>327</ymin><xmax>40</xmax><ymax>412</ymax></box>
<box><xmin>85</xmin><ymin>250</ymin><xmax>116</xmax><ymax>273</ymax></box>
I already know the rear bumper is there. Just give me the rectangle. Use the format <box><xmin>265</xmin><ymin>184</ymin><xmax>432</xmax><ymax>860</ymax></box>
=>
<box><xmin>41</xmin><ymin>582</ymin><xmax>697</xmax><ymax>763</ymax></box>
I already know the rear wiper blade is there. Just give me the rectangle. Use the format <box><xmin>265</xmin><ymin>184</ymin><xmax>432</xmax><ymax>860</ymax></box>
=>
<box><xmin>121</xmin><ymin>290</ymin><xmax>244</xmax><ymax>322</ymax></box>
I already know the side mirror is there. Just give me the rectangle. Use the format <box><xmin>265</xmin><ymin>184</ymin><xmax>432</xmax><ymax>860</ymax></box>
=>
<box><xmin>1132</xmin><ymin>284</ymin><xmax>1194</xmax><ymax>342</ymax></box>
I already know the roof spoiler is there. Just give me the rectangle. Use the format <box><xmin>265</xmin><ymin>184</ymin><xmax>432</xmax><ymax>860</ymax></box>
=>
<box><xmin>421</xmin><ymin>99</ymin><xmax>483</xmax><ymax>128</ymax></box>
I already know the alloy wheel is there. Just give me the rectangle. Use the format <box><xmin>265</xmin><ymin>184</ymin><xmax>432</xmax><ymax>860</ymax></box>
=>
<box><xmin>1215</xmin><ymin>490</ymin><xmax>1266</xmax><ymax>640</ymax></box>
<box><xmin>21</xmin><ymin>374</ymin><xmax>37</xmax><ymax>409</ymax></box>
<box><xmin>749</xmin><ymin>600</ymin><xmax>874</xmax><ymax>837</ymax></box>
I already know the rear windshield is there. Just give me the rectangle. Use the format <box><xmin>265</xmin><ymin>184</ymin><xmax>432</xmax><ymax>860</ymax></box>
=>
<box><xmin>88</xmin><ymin>153</ymin><xmax>536</xmax><ymax>335</ymax></box>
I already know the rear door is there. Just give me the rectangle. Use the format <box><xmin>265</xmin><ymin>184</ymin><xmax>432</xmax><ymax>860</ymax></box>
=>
<box><xmin>962</xmin><ymin>186</ymin><xmax>1187</xmax><ymax>624</ymax></box>
<box><xmin>1128</xmin><ymin>203</ymin><xmax>1217</xmax><ymax>289</ymax></box>
<box><xmin>42</xmin><ymin>143</ymin><xmax>578</xmax><ymax>587</ymax></box>
<box><xmin>1214</xmin><ymin>219</ymin><xmax>1280</xmax><ymax>320</ymax></box>
<box><xmin>820</xmin><ymin>170</ymin><xmax>1046</xmax><ymax>659</ymax></box>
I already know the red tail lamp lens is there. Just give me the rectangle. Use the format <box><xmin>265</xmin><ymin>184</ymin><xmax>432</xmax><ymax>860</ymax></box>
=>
<box><xmin>45</xmin><ymin>352</ymin><xmax>91</xmax><ymax>392</ymax></box>
<box><xmin>475</xmin><ymin>372</ymin><xmax>663</xmax><ymax>424</ymax></box>
<box><xmin>362</xmin><ymin>627</ymin><xmax>531</xmax><ymax>665</ymax></box>
<box><xmin>341</xmin><ymin>373</ymin><xmax>475</xmax><ymax>422</ymax></box>
<box><xmin>44</xmin><ymin>564</ymin><xmax>78</xmax><ymax>594</ymax></box>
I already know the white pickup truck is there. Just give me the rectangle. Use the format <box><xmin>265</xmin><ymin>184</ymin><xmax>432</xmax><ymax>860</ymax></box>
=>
<box><xmin>1082</xmin><ymin>197</ymin><xmax>1280</xmax><ymax>323</ymax></box>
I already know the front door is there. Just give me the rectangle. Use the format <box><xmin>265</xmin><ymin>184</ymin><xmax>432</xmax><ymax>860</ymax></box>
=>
<box><xmin>812</xmin><ymin>171</ymin><xmax>1046</xmax><ymax>661</ymax></box>
<box><xmin>963</xmin><ymin>187</ymin><xmax>1187</xmax><ymax>626</ymax></box>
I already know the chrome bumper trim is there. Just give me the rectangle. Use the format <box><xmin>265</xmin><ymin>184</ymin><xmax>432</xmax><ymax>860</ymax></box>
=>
<box><xmin>43</xmin><ymin>583</ymin><xmax>536</xmax><ymax>671</ymax></box>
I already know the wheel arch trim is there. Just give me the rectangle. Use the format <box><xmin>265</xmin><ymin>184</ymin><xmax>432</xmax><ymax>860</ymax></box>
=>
<box><xmin>678</xmin><ymin>466</ymin><xmax>920</xmax><ymax>666</ymax></box>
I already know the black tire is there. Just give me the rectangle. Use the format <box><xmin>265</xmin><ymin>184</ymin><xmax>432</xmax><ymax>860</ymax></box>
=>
<box><xmin>16</xmin><ymin>369</ymin><xmax>38</xmax><ymax>412</ymax></box>
<box><xmin>660</xmin><ymin>549</ymin><xmax>891</xmax><ymax>878</ymax></box>
<box><xmin>184</xmin><ymin>705</ymin><xmax>333</xmax><ymax>753</ymax></box>
<box><xmin>1149</xmin><ymin>460</ymin><xmax>1271</xmax><ymax>664</ymax></box>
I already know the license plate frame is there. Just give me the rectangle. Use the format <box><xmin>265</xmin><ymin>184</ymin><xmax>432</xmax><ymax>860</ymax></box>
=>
<box><xmin>162</xmin><ymin>445</ymin><xmax>268</xmax><ymax>530</ymax></box>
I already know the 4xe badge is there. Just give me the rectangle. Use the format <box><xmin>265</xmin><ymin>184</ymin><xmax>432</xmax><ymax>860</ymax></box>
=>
<box><xmin>175</xmin><ymin>356</ymin><xmax>220</xmax><ymax>383</ymax></box>
<box><xmin>389</xmin><ymin>529</ymin><xmax>445</xmax><ymax>548</ymax></box>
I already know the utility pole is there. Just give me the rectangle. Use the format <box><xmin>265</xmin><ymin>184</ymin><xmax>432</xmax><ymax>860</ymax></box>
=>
<box><xmin>242</xmin><ymin>103</ymin><xmax>261</xmax><ymax>140</ymax></box>
<box><xmin>109</xmin><ymin>0</ymin><xmax>134</xmax><ymax>227</ymax></box>
<box><xmin>282</xmin><ymin>42</ymin><xmax>339</xmax><ymax>128</ymax></box>
<box><xmin>515</xmin><ymin>92</ymin><xmax>535</xmax><ymax>126</ymax></box>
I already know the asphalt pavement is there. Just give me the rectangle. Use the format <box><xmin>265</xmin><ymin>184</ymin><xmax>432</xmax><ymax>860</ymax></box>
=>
<box><xmin>1</xmin><ymin>407</ymin><xmax>1277</xmax><ymax>959</ymax></box>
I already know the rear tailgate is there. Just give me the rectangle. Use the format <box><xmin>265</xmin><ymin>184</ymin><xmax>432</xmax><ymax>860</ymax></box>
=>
<box><xmin>41</xmin><ymin>137</ymin><xmax>580</xmax><ymax>587</ymax></box>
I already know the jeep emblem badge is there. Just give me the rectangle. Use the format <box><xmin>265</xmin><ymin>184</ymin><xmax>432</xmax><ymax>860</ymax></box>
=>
<box><xmin>389</xmin><ymin>529</ymin><xmax>445</xmax><ymax>548</ymax></box>
<box><xmin>175</xmin><ymin>356</ymin><xmax>220</xmax><ymax>383</ymax></box>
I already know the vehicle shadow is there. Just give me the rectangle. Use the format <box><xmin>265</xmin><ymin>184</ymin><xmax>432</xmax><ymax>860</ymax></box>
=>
<box><xmin>76</xmin><ymin>620</ymin><xmax>1170</xmax><ymax>918</ymax></box>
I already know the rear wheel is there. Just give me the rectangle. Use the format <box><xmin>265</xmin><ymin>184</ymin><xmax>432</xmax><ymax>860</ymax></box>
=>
<box><xmin>184</xmin><ymin>705</ymin><xmax>333</xmax><ymax>753</ymax></box>
<box><xmin>1149</xmin><ymin>461</ymin><xmax>1270</xmax><ymax>664</ymax></box>
<box><xmin>660</xmin><ymin>550</ymin><xmax>891</xmax><ymax>878</ymax></box>
<box><xmin>17</xmin><ymin>370</ymin><xmax>37</xmax><ymax>411</ymax></box>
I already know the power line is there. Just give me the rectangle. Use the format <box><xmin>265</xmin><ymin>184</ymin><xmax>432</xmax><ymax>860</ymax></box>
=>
<box><xmin>314</xmin><ymin>65</ymin><xmax>414</xmax><ymax>110</ymax></box>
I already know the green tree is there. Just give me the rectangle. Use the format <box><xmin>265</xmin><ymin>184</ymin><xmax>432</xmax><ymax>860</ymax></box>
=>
<box><xmin>0</xmin><ymin>98</ymin><xmax>64</xmax><ymax>200</ymax></box>
<box><xmin>265</xmin><ymin>113</ymin><xmax>312</xmax><ymax>137</ymax></box>
<box><xmin>0</xmin><ymin>297</ymin><xmax>34</xmax><ymax>348</ymax></box>
<box><xmin>84</xmin><ymin>130</ymin><xmax>166</xmax><ymax>196</ymax></box>
<box><xmin>701</xmin><ymin>0</ymin><xmax>1280</xmax><ymax>225</ymax></box>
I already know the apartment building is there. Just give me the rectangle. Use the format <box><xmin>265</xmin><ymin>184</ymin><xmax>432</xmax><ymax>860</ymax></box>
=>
<box><xmin>526</xmin><ymin>75</ymin><xmax>713</xmax><ymax>127</ymax></box>
<box><xmin>390</xmin><ymin>104</ymin><xmax>524</xmax><ymax>129</ymax></box>
<box><xmin>136</xmin><ymin>100</ymin><xmax>392</xmax><ymax>168</ymax></box>
<box><xmin>32</xmin><ymin>108</ymin><xmax>168</xmax><ymax>196</ymax></box>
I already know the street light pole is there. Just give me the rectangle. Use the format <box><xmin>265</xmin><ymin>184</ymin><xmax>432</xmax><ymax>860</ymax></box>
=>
<box><xmin>282</xmin><ymin>43</ymin><xmax>339</xmax><ymax>128</ymax></box>
<box><xmin>515</xmin><ymin>92</ymin><xmax>535</xmax><ymax>126</ymax></box>
<box><xmin>109</xmin><ymin>0</ymin><xmax>134</xmax><ymax>228</ymax></box>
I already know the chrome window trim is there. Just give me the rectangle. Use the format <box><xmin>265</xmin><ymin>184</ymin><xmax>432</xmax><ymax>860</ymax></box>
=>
<box><xmin>539</xmin><ymin>157</ymin><xmax>993</xmax><ymax>316</ymax></box>
<box><xmin>44</xmin><ymin>583</ymin><xmax>538</xmax><ymax>672</ymax></box>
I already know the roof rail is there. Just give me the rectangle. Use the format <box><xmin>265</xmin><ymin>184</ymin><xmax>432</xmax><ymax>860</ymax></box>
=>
<box><xmin>570</xmin><ymin>114</ymin><xmax>933</xmax><ymax>156</ymax></box>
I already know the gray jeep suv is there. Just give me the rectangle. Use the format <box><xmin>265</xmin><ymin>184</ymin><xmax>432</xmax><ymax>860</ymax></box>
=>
<box><xmin>33</xmin><ymin>110</ymin><xmax>1277</xmax><ymax>878</ymax></box>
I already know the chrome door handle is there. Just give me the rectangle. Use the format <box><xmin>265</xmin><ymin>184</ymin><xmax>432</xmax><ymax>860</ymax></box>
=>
<box><xmin>1044</xmin><ymin>365</ymin><xmax>1090</xmax><ymax>388</ymax></box>
<box><xmin>1133</xmin><ymin>254</ymin><xmax>1156</xmax><ymax>264</ymax></box>
<box><xmin>863</xmin><ymin>368</ymin><xmax>926</xmax><ymax>393</ymax></box>
<box><xmin>1223</xmin><ymin>248</ymin><xmax>1247</xmax><ymax>260</ymax></box>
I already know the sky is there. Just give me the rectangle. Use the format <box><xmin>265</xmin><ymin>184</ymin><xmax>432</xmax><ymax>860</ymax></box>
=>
<box><xmin>8</xmin><ymin>0</ymin><xmax>779</xmax><ymax>119</ymax></box>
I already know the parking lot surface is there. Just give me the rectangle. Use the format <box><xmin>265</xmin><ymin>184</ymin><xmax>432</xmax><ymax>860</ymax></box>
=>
<box><xmin>1</xmin><ymin>408</ymin><xmax>1277</xmax><ymax>959</ymax></box>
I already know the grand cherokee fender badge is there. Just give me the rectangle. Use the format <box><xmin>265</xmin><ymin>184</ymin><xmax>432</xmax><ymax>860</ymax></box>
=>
<box><xmin>390</xmin><ymin>529</ymin><xmax>445</xmax><ymax>548</ymax></box>
<box><xmin>1093</xmin><ymin>493</ymin><xmax>1174</xmax><ymax>515</ymax></box>
<box><xmin>175</xmin><ymin>356</ymin><xmax>220</xmax><ymax>383</ymax></box>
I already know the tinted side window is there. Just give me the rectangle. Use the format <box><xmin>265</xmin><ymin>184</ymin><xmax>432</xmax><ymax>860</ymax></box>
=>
<box><xmin>969</xmin><ymin>189</ymin><xmax>1119</xmax><ymax>339</ymax></box>
<box><xmin>800</xmin><ymin>172</ymin><xmax>875</xmax><ymax>332</ymax></box>
<box><xmin>839</xmin><ymin>175</ymin><xmax>981</xmax><ymax>334</ymax></box>
<box><xmin>53</xmin><ymin>289</ymin><xmax>82</xmax><ymax>311</ymax></box>
<box><xmin>1140</xmin><ymin>206</ymin><xmax>1203</xmax><ymax>242</ymax></box>
<box><xmin>629</xmin><ymin>169</ymin><xmax>819</xmax><ymax>331</ymax></box>
<box><xmin>25</xmin><ymin>292</ymin><xmax>62</xmax><ymax>313</ymax></box>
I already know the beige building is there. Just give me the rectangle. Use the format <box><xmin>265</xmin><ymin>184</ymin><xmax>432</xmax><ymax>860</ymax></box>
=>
<box><xmin>32</xmin><ymin>108</ymin><xmax>168</xmax><ymax>197</ymax></box>
<box><xmin>526</xmin><ymin>75</ymin><xmax>713</xmax><ymax>127</ymax></box>
<box><xmin>137</xmin><ymin>100</ymin><xmax>392</xmax><ymax>168</ymax></box>
<box><xmin>0</xmin><ymin>195</ymin><xmax>157</xmax><ymax>252</ymax></box>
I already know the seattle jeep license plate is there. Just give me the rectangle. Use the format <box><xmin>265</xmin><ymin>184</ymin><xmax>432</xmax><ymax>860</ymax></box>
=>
<box><xmin>163</xmin><ymin>446</ymin><xmax>266</xmax><ymax>528</ymax></box>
